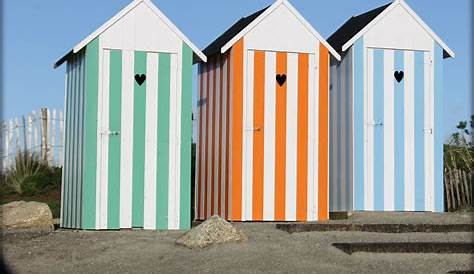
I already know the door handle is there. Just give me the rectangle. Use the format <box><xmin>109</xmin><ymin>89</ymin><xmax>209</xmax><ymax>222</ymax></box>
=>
<box><xmin>246</xmin><ymin>127</ymin><xmax>262</xmax><ymax>132</ymax></box>
<box><xmin>367</xmin><ymin>122</ymin><xmax>383</xmax><ymax>126</ymax></box>
<box><xmin>108</xmin><ymin>130</ymin><xmax>120</xmax><ymax>136</ymax></box>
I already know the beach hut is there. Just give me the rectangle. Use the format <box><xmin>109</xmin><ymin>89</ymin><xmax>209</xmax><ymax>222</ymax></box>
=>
<box><xmin>326</xmin><ymin>0</ymin><xmax>454</xmax><ymax>213</ymax></box>
<box><xmin>195</xmin><ymin>0</ymin><xmax>340</xmax><ymax>222</ymax></box>
<box><xmin>54</xmin><ymin>0</ymin><xmax>206</xmax><ymax>230</ymax></box>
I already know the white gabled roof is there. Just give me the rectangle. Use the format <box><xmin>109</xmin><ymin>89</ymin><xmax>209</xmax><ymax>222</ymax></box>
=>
<box><xmin>54</xmin><ymin>0</ymin><xmax>206</xmax><ymax>68</ymax></box>
<box><xmin>220</xmin><ymin>0</ymin><xmax>341</xmax><ymax>61</ymax></box>
<box><xmin>341</xmin><ymin>0</ymin><xmax>455</xmax><ymax>58</ymax></box>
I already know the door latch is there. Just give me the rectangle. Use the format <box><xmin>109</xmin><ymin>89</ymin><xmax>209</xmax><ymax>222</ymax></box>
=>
<box><xmin>98</xmin><ymin>130</ymin><xmax>120</xmax><ymax>137</ymax></box>
<box><xmin>367</xmin><ymin>122</ymin><xmax>383</xmax><ymax>126</ymax></box>
<box><xmin>246</xmin><ymin>127</ymin><xmax>262</xmax><ymax>132</ymax></box>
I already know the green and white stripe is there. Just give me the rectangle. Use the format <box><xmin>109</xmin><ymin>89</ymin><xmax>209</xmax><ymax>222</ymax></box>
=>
<box><xmin>78</xmin><ymin>40</ymin><xmax>192</xmax><ymax>230</ymax></box>
<box><xmin>61</xmin><ymin>47</ymin><xmax>86</xmax><ymax>229</ymax></box>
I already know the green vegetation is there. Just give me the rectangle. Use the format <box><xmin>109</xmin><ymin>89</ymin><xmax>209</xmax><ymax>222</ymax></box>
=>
<box><xmin>46</xmin><ymin>199</ymin><xmax>61</xmax><ymax>219</ymax></box>
<box><xmin>1</xmin><ymin>151</ymin><xmax>62</xmax><ymax>218</ymax></box>
<box><xmin>1</xmin><ymin>151</ymin><xmax>61</xmax><ymax>196</ymax></box>
<box><xmin>444</xmin><ymin>115</ymin><xmax>473</xmax><ymax>211</ymax></box>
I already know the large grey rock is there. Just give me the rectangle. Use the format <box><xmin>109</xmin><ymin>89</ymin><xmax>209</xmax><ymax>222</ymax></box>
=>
<box><xmin>1</xmin><ymin>201</ymin><xmax>54</xmax><ymax>231</ymax></box>
<box><xmin>176</xmin><ymin>215</ymin><xmax>246</xmax><ymax>248</ymax></box>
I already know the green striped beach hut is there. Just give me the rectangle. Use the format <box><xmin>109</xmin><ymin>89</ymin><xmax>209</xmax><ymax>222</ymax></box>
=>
<box><xmin>54</xmin><ymin>0</ymin><xmax>206</xmax><ymax>230</ymax></box>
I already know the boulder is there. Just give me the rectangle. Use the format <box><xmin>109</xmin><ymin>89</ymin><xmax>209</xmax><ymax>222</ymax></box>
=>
<box><xmin>176</xmin><ymin>215</ymin><xmax>246</xmax><ymax>248</ymax></box>
<box><xmin>1</xmin><ymin>201</ymin><xmax>54</xmax><ymax>231</ymax></box>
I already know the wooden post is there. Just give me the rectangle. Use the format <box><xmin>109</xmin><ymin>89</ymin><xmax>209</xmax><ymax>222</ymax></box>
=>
<box><xmin>15</xmin><ymin>118</ymin><xmax>20</xmax><ymax>153</ymax></box>
<box><xmin>463</xmin><ymin>171</ymin><xmax>471</xmax><ymax>205</ymax></box>
<box><xmin>452</xmin><ymin>161</ymin><xmax>461</xmax><ymax>210</ymax></box>
<box><xmin>41</xmin><ymin>108</ymin><xmax>48</xmax><ymax>162</ymax></box>
<box><xmin>33</xmin><ymin>110</ymin><xmax>39</xmax><ymax>155</ymax></box>
<box><xmin>47</xmin><ymin>108</ymin><xmax>53</xmax><ymax>164</ymax></box>
<box><xmin>1</xmin><ymin>121</ymin><xmax>6</xmax><ymax>170</ymax></box>
<box><xmin>444</xmin><ymin>168</ymin><xmax>451</xmax><ymax>211</ymax></box>
<box><xmin>27</xmin><ymin>114</ymin><xmax>32</xmax><ymax>151</ymax></box>
<box><xmin>51</xmin><ymin>109</ymin><xmax>57</xmax><ymax>164</ymax></box>
<box><xmin>458</xmin><ymin>169</ymin><xmax>466</xmax><ymax>206</ymax></box>
<box><xmin>59</xmin><ymin>111</ymin><xmax>64</xmax><ymax>166</ymax></box>
<box><xmin>8</xmin><ymin>120</ymin><xmax>13</xmax><ymax>167</ymax></box>
<box><xmin>22</xmin><ymin>116</ymin><xmax>27</xmax><ymax>152</ymax></box>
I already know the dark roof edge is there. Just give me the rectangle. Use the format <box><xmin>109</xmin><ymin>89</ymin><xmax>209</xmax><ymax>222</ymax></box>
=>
<box><xmin>200</xmin><ymin>6</ymin><xmax>269</xmax><ymax>61</ymax></box>
<box><xmin>53</xmin><ymin>50</ymin><xmax>73</xmax><ymax>69</ymax></box>
<box><xmin>327</xmin><ymin>3</ymin><xmax>391</xmax><ymax>53</ymax></box>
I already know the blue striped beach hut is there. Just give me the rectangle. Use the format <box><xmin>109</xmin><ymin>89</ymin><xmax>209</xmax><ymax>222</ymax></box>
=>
<box><xmin>326</xmin><ymin>0</ymin><xmax>454</xmax><ymax>212</ymax></box>
<box><xmin>54</xmin><ymin>0</ymin><xmax>206</xmax><ymax>230</ymax></box>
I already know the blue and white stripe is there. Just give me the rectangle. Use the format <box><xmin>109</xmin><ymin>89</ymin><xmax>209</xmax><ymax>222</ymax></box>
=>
<box><xmin>330</xmin><ymin>39</ymin><xmax>444</xmax><ymax>212</ymax></box>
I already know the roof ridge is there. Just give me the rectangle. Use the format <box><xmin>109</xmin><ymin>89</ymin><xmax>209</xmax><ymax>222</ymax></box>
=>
<box><xmin>327</xmin><ymin>3</ymin><xmax>391</xmax><ymax>53</ymax></box>
<box><xmin>201</xmin><ymin>6</ymin><xmax>269</xmax><ymax>58</ymax></box>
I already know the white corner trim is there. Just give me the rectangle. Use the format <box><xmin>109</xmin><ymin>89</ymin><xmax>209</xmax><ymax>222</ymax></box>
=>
<box><xmin>69</xmin><ymin>0</ymin><xmax>206</xmax><ymax>62</ymax></box>
<box><xmin>220</xmin><ymin>0</ymin><xmax>341</xmax><ymax>60</ymax></box>
<box><xmin>283</xmin><ymin>0</ymin><xmax>341</xmax><ymax>60</ymax></box>
<box><xmin>341</xmin><ymin>1</ymin><xmax>455</xmax><ymax>58</ymax></box>
<box><xmin>72</xmin><ymin>0</ymin><xmax>142</xmax><ymax>53</ymax></box>
<box><xmin>397</xmin><ymin>0</ymin><xmax>455</xmax><ymax>58</ymax></box>
<box><xmin>143</xmin><ymin>0</ymin><xmax>207</xmax><ymax>62</ymax></box>
<box><xmin>341</xmin><ymin>1</ymin><xmax>398</xmax><ymax>52</ymax></box>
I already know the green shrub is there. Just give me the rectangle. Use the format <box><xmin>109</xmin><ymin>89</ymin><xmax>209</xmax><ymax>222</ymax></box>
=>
<box><xmin>444</xmin><ymin>116</ymin><xmax>474</xmax><ymax>211</ymax></box>
<box><xmin>21</xmin><ymin>173</ymin><xmax>52</xmax><ymax>196</ymax></box>
<box><xmin>4</xmin><ymin>152</ymin><xmax>47</xmax><ymax>195</ymax></box>
<box><xmin>49</xmin><ymin>167</ymin><xmax>63</xmax><ymax>188</ymax></box>
<box><xmin>4</xmin><ymin>151</ymin><xmax>62</xmax><ymax>196</ymax></box>
<box><xmin>46</xmin><ymin>199</ymin><xmax>61</xmax><ymax>218</ymax></box>
<box><xmin>0</xmin><ymin>171</ymin><xmax>9</xmax><ymax>195</ymax></box>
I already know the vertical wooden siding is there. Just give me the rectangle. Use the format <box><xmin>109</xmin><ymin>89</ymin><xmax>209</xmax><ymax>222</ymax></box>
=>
<box><xmin>61</xmin><ymin>49</ymin><xmax>86</xmax><ymax>229</ymax></box>
<box><xmin>329</xmin><ymin>49</ymin><xmax>354</xmax><ymax>212</ymax></box>
<box><xmin>333</xmin><ymin>40</ymin><xmax>443</xmax><ymax>213</ymax></box>
<box><xmin>65</xmin><ymin>39</ymin><xmax>193</xmax><ymax>230</ymax></box>
<box><xmin>196</xmin><ymin>42</ymin><xmax>330</xmax><ymax>221</ymax></box>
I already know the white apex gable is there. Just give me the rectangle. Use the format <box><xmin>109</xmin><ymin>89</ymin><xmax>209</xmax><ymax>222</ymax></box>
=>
<box><xmin>342</xmin><ymin>0</ymin><xmax>454</xmax><ymax>58</ymax></box>
<box><xmin>221</xmin><ymin>0</ymin><xmax>341</xmax><ymax>60</ymax></box>
<box><xmin>55</xmin><ymin>0</ymin><xmax>205</xmax><ymax>67</ymax></box>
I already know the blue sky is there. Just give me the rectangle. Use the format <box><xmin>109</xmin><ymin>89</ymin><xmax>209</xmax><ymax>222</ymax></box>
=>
<box><xmin>4</xmin><ymin>0</ymin><xmax>471</xmax><ymax>140</ymax></box>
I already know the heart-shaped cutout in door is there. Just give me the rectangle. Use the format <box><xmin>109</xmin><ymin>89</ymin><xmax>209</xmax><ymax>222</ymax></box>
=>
<box><xmin>394</xmin><ymin>71</ymin><xmax>404</xmax><ymax>83</ymax></box>
<box><xmin>135</xmin><ymin>74</ymin><xmax>146</xmax><ymax>86</ymax></box>
<box><xmin>276</xmin><ymin>74</ymin><xmax>287</xmax><ymax>87</ymax></box>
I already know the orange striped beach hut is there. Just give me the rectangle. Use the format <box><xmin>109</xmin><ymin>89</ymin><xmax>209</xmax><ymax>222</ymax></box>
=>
<box><xmin>195</xmin><ymin>0</ymin><xmax>340</xmax><ymax>222</ymax></box>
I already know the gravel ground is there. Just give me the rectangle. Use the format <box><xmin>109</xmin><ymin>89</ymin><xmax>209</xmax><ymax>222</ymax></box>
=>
<box><xmin>3</xmin><ymin>223</ymin><xmax>473</xmax><ymax>274</ymax></box>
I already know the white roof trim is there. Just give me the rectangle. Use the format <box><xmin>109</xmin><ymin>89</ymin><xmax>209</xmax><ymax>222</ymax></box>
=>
<box><xmin>56</xmin><ymin>0</ymin><xmax>206</xmax><ymax>67</ymax></box>
<box><xmin>141</xmin><ymin>0</ymin><xmax>207</xmax><ymax>62</ymax></box>
<box><xmin>341</xmin><ymin>0</ymin><xmax>455</xmax><ymax>58</ymax></box>
<box><xmin>220</xmin><ymin>0</ymin><xmax>341</xmax><ymax>61</ymax></box>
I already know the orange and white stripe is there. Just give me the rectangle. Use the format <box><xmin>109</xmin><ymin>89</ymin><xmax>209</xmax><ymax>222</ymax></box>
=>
<box><xmin>196</xmin><ymin>40</ymin><xmax>330</xmax><ymax>222</ymax></box>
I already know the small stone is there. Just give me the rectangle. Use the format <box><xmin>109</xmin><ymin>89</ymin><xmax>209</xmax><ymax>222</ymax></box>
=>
<box><xmin>176</xmin><ymin>215</ymin><xmax>246</xmax><ymax>248</ymax></box>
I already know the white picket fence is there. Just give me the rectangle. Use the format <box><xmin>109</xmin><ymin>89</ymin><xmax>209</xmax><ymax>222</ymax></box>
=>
<box><xmin>1</xmin><ymin>108</ymin><xmax>64</xmax><ymax>171</ymax></box>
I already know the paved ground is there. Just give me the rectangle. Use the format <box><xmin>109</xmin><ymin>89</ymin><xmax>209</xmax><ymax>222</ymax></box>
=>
<box><xmin>3</xmin><ymin>220</ymin><xmax>473</xmax><ymax>274</ymax></box>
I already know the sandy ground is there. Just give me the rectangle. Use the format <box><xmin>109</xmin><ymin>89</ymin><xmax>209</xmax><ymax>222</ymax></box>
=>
<box><xmin>3</xmin><ymin>222</ymin><xmax>473</xmax><ymax>274</ymax></box>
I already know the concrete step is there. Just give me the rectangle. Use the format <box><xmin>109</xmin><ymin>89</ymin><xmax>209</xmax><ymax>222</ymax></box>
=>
<box><xmin>332</xmin><ymin>242</ymin><xmax>474</xmax><ymax>255</ymax></box>
<box><xmin>277</xmin><ymin>223</ymin><xmax>474</xmax><ymax>233</ymax></box>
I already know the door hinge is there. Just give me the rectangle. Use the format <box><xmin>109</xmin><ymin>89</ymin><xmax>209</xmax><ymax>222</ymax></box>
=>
<box><xmin>423</xmin><ymin>128</ymin><xmax>433</xmax><ymax>134</ymax></box>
